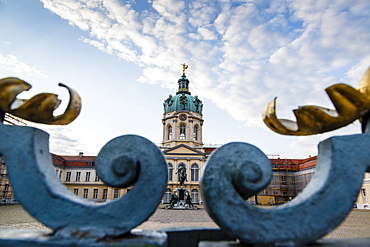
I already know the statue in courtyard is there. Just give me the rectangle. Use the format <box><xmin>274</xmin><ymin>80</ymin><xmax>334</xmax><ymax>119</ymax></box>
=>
<box><xmin>176</xmin><ymin>163</ymin><xmax>187</xmax><ymax>186</ymax></box>
<box><xmin>169</xmin><ymin>193</ymin><xmax>178</xmax><ymax>209</ymax></box>
<box><xmin>185</xmin><ymin>194</ymin><xmax>193</xmax><ymax>208</ymax></box>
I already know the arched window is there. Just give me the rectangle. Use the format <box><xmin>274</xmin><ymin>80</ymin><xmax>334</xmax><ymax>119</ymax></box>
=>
<box><xmin>193</xmin><ymin>125</ymin><xmax>198</xmax><ymax>140</ymax></box>
<box><xmin>180</xmin><ymin>124</ymin><xmax>186</xmax><ymax>139</ymax></box>
<box><xmin>191</xmin><ymin>189</ymin><xmax>199</xmax><ymax>203</ymax></box>
<box><xmin>164</xmin><ymin>188</ymin><xmax>172</xmax><ymax>203</ymax></box>
<box><xmin>191</xmin><ymin>163</ymin><xmax>199</xmax><ymax>181</ymax></box>
<box><xmin>168</xmin><ymin>163</ymin><xmax>173</xmax><ymax>181</ymax></box>
<box><xmin>167</xmin><ymin>125</ymin><xmax>172</xmax><ymax>140</ymax></box>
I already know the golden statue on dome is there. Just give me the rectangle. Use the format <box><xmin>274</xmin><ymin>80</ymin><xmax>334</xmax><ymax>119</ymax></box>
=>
<box><xmin>181</xmin><ymin>63</ymin><xmax>188</xmax><ymax>75</ymax></box>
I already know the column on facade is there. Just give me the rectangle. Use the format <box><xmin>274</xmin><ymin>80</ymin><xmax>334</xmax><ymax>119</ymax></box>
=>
<box><xmin>173</xmin><ymin>119</ymin><xmax>178</xmax><ymax>140</ymax></box>
<box><xmin>198</xmin><ymin>158</ymin><xmax>203</xmax><ymax>202</ymax></box>
<box><xmin>189</xmin><ymin>119</ymin><xmax>194</xmax><ymax>142</ymax></box>
<box><xmin>173</xmin><ymin>158</ymin><xmax>178</xmax><ymax>186</ymax></box>
<box><xmin>186</xmin><ymin>158</ymin><xmax>191</xmax><ymax>183</ymax></box>
<box><xmin>162</xmin><ymin>122</ymin><xmax>166</xmax><ymax>143</ymax></box>
<box><xmin>199</xmin><ymin>122</ymin><xmax>203</xmax><ymax>143</ymax></box>
<box><xmin>186</xmin><ymin>120</ymin><xmax>190</xmax><ymax>141</ymax></box>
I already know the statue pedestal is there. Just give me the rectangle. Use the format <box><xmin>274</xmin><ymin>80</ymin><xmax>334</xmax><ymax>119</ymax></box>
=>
<box><xmin>169</xmin><ymin>187</ymin><xmax>194</xmax><ymax>210</ymax></box>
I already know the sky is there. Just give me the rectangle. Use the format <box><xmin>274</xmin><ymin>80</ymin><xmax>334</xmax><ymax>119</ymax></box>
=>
<box><xmin>1</xmin><ymin>0</ymin><xmax>370</xmax><ymax>158</ymax></box>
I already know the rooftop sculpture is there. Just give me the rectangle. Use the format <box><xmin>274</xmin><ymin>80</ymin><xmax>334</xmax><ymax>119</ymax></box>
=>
<box><xmin>181</xmin><ymin>63</ymin><xmax>188</xmax><ymax>75</ymax></box>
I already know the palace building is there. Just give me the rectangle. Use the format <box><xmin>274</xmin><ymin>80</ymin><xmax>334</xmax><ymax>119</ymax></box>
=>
<box><xmin>161</xmin><ymin>67</ymin><xmax>209</xmax><ymax>204</ymax></box>
<box><xmin>1</xmin><ymin>68</ymin><xmax>370</xmax><ymax>208</ymax></box>
<box><xmin>50</xmin><ymin>67</ymin><xmax>215</xmax><ymax>204</ymax></box>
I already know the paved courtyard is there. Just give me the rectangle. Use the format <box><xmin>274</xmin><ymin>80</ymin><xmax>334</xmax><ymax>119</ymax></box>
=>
<box><xmin>0</xmin><ymin>205</ymin><xmax>369</xmax><ymax>239</ymax></box>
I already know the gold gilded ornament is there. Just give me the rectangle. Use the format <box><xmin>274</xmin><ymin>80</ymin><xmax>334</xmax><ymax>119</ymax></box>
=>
<box><xmin>263</xmin><ymin>67</ymin><xmax>370</xmax><ymax>135</ymax></box>
<box><xmin>181</xmin><ymin>63</ymin><xmax>188</xmax><ymax>75</ymax></box>
<box><xmin>0</xmin><ymin>77</ymin><xmax>81</xmax><ymax>125</ymax></box>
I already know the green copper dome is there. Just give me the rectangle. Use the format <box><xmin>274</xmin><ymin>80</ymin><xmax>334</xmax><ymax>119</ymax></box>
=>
<box><xmin>163</xmin><ymin>75</ymin><xmax>203</xmax><ymax>114</ymax></box>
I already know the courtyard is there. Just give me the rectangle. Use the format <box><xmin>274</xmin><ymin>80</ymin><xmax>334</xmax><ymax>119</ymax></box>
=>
<box><xmin>0</xmin><ymin>204</ymin><xmax>369</xmax><ymax>240</ymax></box>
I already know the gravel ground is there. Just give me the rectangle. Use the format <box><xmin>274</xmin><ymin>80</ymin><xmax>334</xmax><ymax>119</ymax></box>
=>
<box><xmin>136</xmin><ymin>207</ymin><xmax>218</xmax><ymax>230</ymax></box>
<box><xmin>147</xmin><ymin>207</ymin><xmax>214</xmax><ymax>223</ymax></box>
<box><xmin>1</xmin><ymin>205</ymin><xmax>370</xmax><ymax>239</ymax></box>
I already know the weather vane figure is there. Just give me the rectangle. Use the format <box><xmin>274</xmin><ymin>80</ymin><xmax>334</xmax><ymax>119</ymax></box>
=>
<box><xmin>181</xmin><ymin>63</ymin><xmax>188</xmax><ymax>75</ymax></box>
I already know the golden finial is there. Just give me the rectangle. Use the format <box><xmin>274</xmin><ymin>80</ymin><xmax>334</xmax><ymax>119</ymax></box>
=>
<box><xmin>181</xmin><ymin>63</ymin><xmax>188</xmax><ymax>75</ymax></box>
<box><xmin>0</xmin><ymin>77</ymin><xmax>81</xmax><ymax>125</ymax></box>
<box><xmin>263</xmin><ymin>67</ymin><xmax>370</xmax><ymax>135</ymax></box>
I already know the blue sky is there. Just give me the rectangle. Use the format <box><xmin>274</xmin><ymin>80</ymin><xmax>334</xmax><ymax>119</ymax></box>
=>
<box><xmin>1</xmin><ymin>0</ymin><xmax>370</xmax><ymax>158</ymax></box>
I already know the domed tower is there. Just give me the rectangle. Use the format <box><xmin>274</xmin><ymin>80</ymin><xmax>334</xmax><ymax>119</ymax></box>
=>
<box><xmin>162</xmin><ymin>64</ymin><xmax>204</xmax><ymax>149</ymax></box>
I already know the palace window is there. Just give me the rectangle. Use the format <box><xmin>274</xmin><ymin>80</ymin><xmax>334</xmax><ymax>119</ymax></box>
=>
<box><xmin>83</xmin><ymin>189</ymin><xmax>88</xmax><ymax>199</ymax></box>
<box><xmin>75</xmin><ymin>172</ymin><xmax>81</xmax><ymax>182</ymax></box>
<box><xmin>2</xmin><ymin>184</ymin><xmax>9</xmax><ymax>198</ymax></box>
<box><xmin>94</xmin><ymin>173</ymin><xmax>100</xmax><ymax>182</ymax></box>
<box><xmin>168</xmin><ymin>125</ymin><xmax>172</xmax><ymax>140</ymax></box>
<box><xmin>281</xmin><ymin>176</ymin><xmax>286</xmax><ymax>185</ymax></box>
<box><xmin>65</xmin><ymin>172</ymin><xmax>71</xmax><ymax>182</ymax></box>
<box><xmin>168</xmin><ymin>163</ymin><xmax>173</xmax><ymax>181</ymax></box>
<box><xmin>363</xmin><ymin>189</ymin><xmax>368</xmax><ymax>204</ymax></box>
<box><xmin>191</xmin><ymin>189</ymin><xmax>199</xmax><ymax>203</ymax></box>
<box><xmin>73</xmin><ymin>188</ymin><xmax>78</xmax><ymax>196</ymax></box>
<box><xmin>93</xmin><ymin>189</ymin><xmax>98</xmax><ymax>199</ymax></box>
<box><xmin>193</xmin><ymin>126</ymin><xmax>198</xmax><ymax>140</ymax></box>
<box><xmin>85</xmin><ymin>172</ymin><xmax>90</xmax><ymax>182</ymax></box>
<box><xmin>102</xmin><ymin>189</ymin><xmax>107</xmax><ymax>199</ymax></box>
<box><xmin>164</xmin><ymin>188</ymin><xmax>172</xmax><ymax>203</ymax></box>
<box><xmin>113</xmin><ymin>189</ymin><xmax>119</xmax><ymax>199</ymax></box>
<box><xmin>191</xmin><ymin>163</ymin><xmax>199</xmax><ymax>182</ymax></box>
<box><xmin>180</xmin><ymin>125</ymin><xmax>186</xmax><ymax>139</ymax></box>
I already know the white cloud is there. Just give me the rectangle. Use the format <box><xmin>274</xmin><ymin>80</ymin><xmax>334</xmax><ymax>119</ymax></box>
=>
<box><xmin>25</xmin><ymin>125</ymin><xmax>88</xmax><ymax>155</ymax></box>
<box><xmin>197</xmin><ymin>26</ymin><xmax>217</xmax><ymax>40</ymax></box>
<box><xmin>152</xmin><ymin>0</ymin><xmax>185</xmax><ymax>18</ymax></box>
<box><xmin>81</xmin><ymin>37</ymin><xmax>110</xmax><ymax>54</ymax></box>
<box><xmin>0</xmin><ymin>53</ymin><xmax>47</xmax><ymax>78</ymax></box>
<box><xmin>289</xmin><ymin>122</ymin><xmax>362</xmax><ymax>158</ymax></box>
<box><xmin>40</xmin><ymin>0</ymin><xmax>370</xmax><ymax>156</ymax></box>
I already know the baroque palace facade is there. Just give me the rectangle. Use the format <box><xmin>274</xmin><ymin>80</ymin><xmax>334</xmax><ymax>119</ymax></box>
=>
<box><xmin>1</xmin><ymin>70</ymin><xmax>370</xmax><ymax>208</ymax></box>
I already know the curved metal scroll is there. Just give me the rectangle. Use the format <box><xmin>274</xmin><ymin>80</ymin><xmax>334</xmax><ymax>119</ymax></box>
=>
<box><xmin>263</xmin><ymin>67</ymin><xmax>370</xmax><ymax>135</ymax></box>
<box><xmin>0</xmin><ymin>77</ymin><xmax>81</xmax><ymax>125</ymax></box>
<box><xmin>0</xmin><ymin>124</ymin><xmax>168</xmax><ymax>238</ymax></box>
<box><xmin>201</xmin><ymin>135</ymin><xmax>370</xmax><ymax>246</ymax></box>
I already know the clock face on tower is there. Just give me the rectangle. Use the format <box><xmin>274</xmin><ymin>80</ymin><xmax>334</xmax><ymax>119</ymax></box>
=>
<box><xmin>179</xmin><ymin>114</ymin><xmax>187</xmax><ymax>121</ymax></box>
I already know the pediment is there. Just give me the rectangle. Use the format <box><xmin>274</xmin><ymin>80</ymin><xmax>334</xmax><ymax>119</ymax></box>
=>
<box><xmin>164</xmin><ymin>144</ymin><xmax>205</xmax><ymax>156</ymax></box>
